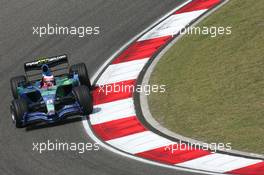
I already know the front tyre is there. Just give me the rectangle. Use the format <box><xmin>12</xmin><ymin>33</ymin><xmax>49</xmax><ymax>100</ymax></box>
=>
<box><xmin>73</xmin><ymin>85</ymin><xmax>93</xmax><ymax>115</ymax></box>
<box><xmin>70</xmin><ymin>63</ymin><xmax>91</xmax><ymax>90</ymax></box>
<box><xmin>10</xmin><ymin>99</ymin><xmax>28</xmax><ymax>128</ymax></box>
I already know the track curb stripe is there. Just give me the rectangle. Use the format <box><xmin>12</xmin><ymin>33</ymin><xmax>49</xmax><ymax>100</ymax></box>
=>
<box><xmin>112</xmin><ymin>36</ymin><xmax>172</xmax><ymax>64</ymax></box>
<box><xmin>175</xmin><ymin>0</ymin><xmax>222</xmax><ymax>14</ymax></box>
<box><xmin>90</xmin><ymin>98</ymin><xmax>135</xmax><ymax>125</ymax></box>
<box><xmin>92</xmin><ymin>116</ymin><xmax>146</xmax><ymax>141</ymax></box>
<box><xmin>228</xmin><ymin>162</ymin><xmax>264</xmax><ymax>175</ymax></box>
<box><xmin>93</xmin><ymin>79</ymin><xmax>135</xmax><ymax>105</ymax></box>
<box><xmin>136</xmin><ymin>144</ymin><xmax>211</xmax><ymax>165</ymax></box>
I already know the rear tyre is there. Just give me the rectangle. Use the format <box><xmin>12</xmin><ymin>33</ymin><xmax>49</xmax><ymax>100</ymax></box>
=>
<box><xmin>10</xmin><ymin>99</ymin><xmax>28</xmax><ymax>128</ymax></box>
<box><xmin>70</xmin><ymin>63</ymin><xmax>91</xmax><ymax>90</ymax></box>
<box><xmin>73</xmin><ymin>85</ymin><xmax>93</xmax><ymax>115</ymax></box>
<box><xmin>10</xmin><ymin>75</ymin><xmax>26</xmax><ymax>99</ymax></box>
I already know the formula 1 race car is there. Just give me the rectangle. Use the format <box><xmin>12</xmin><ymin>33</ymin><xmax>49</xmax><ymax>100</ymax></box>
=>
<box><xmin>10</xmin><ymin>54</ymin><xmax>93</xmax><ymax>128</ymax></box>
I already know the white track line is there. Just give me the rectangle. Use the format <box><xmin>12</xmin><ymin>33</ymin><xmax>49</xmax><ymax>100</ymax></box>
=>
<box><xmin>138</xmin><ymin>10</ymin><xmax>206</xmax><ymax>41</ymax></box>
<box><xmin>96</xmin><ymin>58</ymin><xmax>149</xmax><ymax>86</ymax></box>
<box><xmin>106</xmin><ymin>131</ymin><xmax>175</xmax><ymax>154</ymax></box>
<box><xmin>90</xmin><ymin>98</ymin><xmax>135</xmax><ymax>125</ymax></box>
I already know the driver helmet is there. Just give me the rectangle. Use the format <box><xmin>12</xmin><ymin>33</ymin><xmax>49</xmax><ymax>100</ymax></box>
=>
<box><xmin>41</xmin><ymin>64</ymin><xmax>55</xmax><ymax>88</ymax></box>
<box><xmin>42</xmin><ymin>75</ymin><xmax>55</xmax><ymax>87</ymax></box>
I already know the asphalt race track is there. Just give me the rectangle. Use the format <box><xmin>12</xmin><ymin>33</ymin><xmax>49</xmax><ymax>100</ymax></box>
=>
<box><xmin>0</xmin><ymin>1</ymin><xmax>205</xmax><ymax>175</ymax></box>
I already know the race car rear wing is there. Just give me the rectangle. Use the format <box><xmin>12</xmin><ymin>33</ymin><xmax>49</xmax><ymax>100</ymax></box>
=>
<box><xmin>24</xmin><ymin>54</ymin><xmax>69</xmax><ymax>81</ymax></box>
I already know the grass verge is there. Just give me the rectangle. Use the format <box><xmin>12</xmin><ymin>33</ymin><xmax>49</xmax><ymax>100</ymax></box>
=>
<box><xmin>149</xmin><ymin>0</ymin><xmax>264</xmax><ymax>154</ymax></box>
